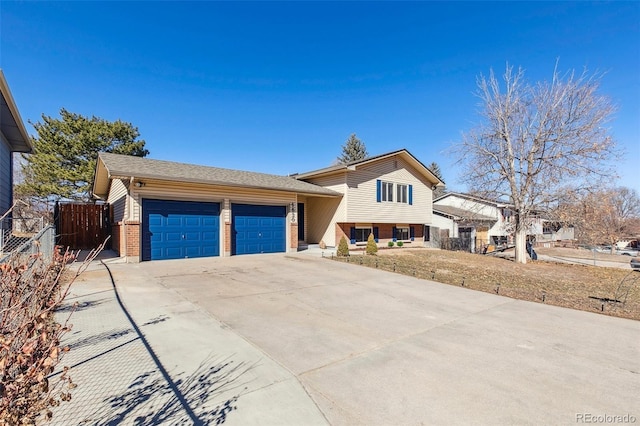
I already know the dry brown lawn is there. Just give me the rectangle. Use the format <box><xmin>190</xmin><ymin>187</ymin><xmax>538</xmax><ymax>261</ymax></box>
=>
<box><xmin>332</xmin><ymin>247</ymin><xmax>640</xmax><ymax>321</ymax></box>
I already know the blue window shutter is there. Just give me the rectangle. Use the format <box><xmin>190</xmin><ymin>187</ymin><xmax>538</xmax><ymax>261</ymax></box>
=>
<box><xmin>408</xmin><ymin>184</ymin><xmax>413</xmax><ymax>205</ymax></box>
<box><xmin>410</xmin><ymin>226</ymin><xmax>415</xmax><ymax>241</ymax></box>
<box><xmin>376</xmin><ymin>180</ymin><xmax>381</xmax><ymax>202</ymax></box>
<box><xmin>392</xmin><ymin>226</ymin><xmax>397</xmax><ymax>242</ymax></box>
<box><xmin>350</xmin><ymin>227</ymin><xmax>356</xmax><ymax>244</ymax></box>
<box><xmin>373</xmin><ymin>226</ymin><xmax>379</xmax><ymax>243</ymax></box>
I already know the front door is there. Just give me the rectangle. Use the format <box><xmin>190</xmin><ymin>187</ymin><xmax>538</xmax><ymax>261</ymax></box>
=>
<box><xmin>297</xmin><ymin>203</ymin><xmax>305</xmax><ymax>241</ymax></box>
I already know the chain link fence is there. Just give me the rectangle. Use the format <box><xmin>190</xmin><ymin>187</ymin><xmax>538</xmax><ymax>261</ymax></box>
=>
<box><xmin>1</xmin><ymin>217</ymin><xmax>46</xmax><ymax>257</ymax></box>
<box><xmin>0</xmin><ymin>224</ymin><xmax>55</xmax><ymax>265</ymax></box>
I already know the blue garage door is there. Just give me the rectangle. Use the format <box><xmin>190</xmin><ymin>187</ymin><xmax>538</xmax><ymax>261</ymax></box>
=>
<box><xmin>142</xmin><ymin>199</ymin><xmax>220</xmax><ymax>261</ymax></box>
<box><xmin>232</xmin><ymin>204</ymin><xmax>286</xmax><ymax>255</ymax></box>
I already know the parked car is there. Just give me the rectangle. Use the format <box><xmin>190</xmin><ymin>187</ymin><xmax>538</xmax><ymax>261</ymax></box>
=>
<box><xmin>619</xmin><ymin>248</ymin><xmax>639</xmax><ymax>256</ymax></box>
<box><xmin>631</xmin><ymin>257</ymin><xmax>640</xmax><ymax>270</ymax></box>
<box><xmin>593</xmin><ymin>245</ymin><xmax>639</xmax><ymax>256</ymax></box>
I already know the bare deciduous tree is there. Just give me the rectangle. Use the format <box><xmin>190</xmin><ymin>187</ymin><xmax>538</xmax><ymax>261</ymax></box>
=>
<box><xmin>455</xmin><ymin>64</ymin><xmax>618</xmax><ymax>263</ymax></box>
<box><xmin>557</xmin><ymin>187</ymin><xmax>640</xmax><ymax>251</ymax></box>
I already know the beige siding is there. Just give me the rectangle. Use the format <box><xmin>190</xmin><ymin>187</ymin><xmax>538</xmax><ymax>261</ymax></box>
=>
<box><xmin>107</xmin><ymin>178</ymin><xmax>129</xmax><ymax>223</ymax></box>
<box><xmin>307</xmin><ymin>197</ymin><xmax>342</xmax><ymax>246</ymax></box>
<box><xmin>130</xmin><ymin>180</ymin><xmax>298</xmax><ymax>222</ymax></box>
<box><xmin>303</xmin><ymin>173</ymin><xmax>347</xmax><ymax>246</ymax></box>
<box><xmin>346</xmin><ymin>157</ymin><xmax>433</xmax><ymax>224</ymax></box>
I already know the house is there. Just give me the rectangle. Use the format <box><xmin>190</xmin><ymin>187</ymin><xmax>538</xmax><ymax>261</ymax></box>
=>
<box><xmin>0</xmin><ymin>70</ymin><xmax>32</xmax><ymax>218</ymax></box>
<box><xmin>292</xmin><ymin>149</ymin><xmax>443</xmax><ymax>248</ymax></box>
<box><xmin>432</xmin><ymin>192</ymin><xmax>513</xmax><ymax>252</ymax></box>
<box><xmin>92</xmin><ymin>149</ymin><xmax>443</xmax><ymax>262</ymax></box>
<box><xmin>432</xmin><ymin>192</ymin><xmax>574</xmax><ymax>252</ymax></box>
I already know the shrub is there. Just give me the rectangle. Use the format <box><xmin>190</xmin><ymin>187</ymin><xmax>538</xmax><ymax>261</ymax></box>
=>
<box><xmin>1</xmin><ymin>242</ymin><xmax>104</xmax><ymax>424</ymax></box>
<box><xmin>337</xmin><ymin>236</ymin><xmax>350</xmax><ymax>257</ymax></box>
<box><xmin>387</xmin><ymin>241</ymin><xmax>395</xmax><ymax>248</ymax></box>
<box><xmin>397</xmin><ymin>241</ymin><xmax>404</xmax><ymax>247</ymax></box>
<box><xmin>366</xmin><ymin>233</ymin><xmax>378</xmax><ymax>255</ymax></box>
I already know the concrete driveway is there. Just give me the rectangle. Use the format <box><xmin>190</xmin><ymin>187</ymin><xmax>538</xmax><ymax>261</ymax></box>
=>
<box><xmin>108</xmin><ymin>253</ymin><xmax>639</xmax><ymax>425</ymax></box>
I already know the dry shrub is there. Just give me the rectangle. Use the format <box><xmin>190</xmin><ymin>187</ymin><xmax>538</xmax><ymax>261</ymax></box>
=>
<box><xmin>0</xmin><ymin>243</ymin><xmax>103</xmax><ymax>425</ymax></box>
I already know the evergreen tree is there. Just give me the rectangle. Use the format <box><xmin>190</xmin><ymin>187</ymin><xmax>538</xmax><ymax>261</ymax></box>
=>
<box><xmin>427</xmin><ymin>162</ymin><xmax>443</xmax><ymax>180</ymax></box>
<box><xmin>428</xmin><ymin>162</ymin><xmax>446</xmax><ymax>199</ymax></box>
<box><xmin>17</xmin><ymin>109</ymin><xmax>149</xmax><ymax>204</ymax></box>
<box><xmin>337</xmin><ymin>236</ymin><xmax>350</xmax><ymax>257</ymax></box>
<box><xmin>365</xmin><ymin>232</ymin><xmax>378</xmax><ymax>255</ymax></box>
<box><xmin>337</xmin><ymin>133</ymin><xmax>368</xmax><ymax>164</ymax></box>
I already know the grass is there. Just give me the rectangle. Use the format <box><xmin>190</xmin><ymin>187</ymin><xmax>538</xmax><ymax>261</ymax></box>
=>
<box><xmin>331</xmin><ymin>248</ymin><xmax>640</xmax><ymax>321</ymax></box>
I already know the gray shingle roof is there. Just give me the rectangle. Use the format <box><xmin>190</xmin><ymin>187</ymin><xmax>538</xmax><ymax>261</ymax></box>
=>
<box><xmin>433</xmin><ymin>205</ymin><xmax>496</xmax><ymax>222</ymax></box>
<box><xmin>97</xmin><ymin>152</ymin><xmax>340</xmax><ymax>196</ymax></box>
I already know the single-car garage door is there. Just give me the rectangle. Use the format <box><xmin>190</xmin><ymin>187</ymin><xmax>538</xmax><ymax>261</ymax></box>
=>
<box><xmin>232</xmin><ymin>204</ymin><xmax>286</xmax><ymax>255</ymax></box>
<box><xmin>142</xmin><ymin>199</ymin><xmax>220</xmax><ymax>261</ymax></box>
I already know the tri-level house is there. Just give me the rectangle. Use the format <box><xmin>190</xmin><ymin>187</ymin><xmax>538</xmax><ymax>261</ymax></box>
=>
<box><xmin>93</xmin><ymin>149</ymin><xmax>444</xmax><ymax>262</ymax></box>
<box><xmin>292</xmin><ymin>149</ymin><xmax>443</xmax><ymax>248</ymax></box>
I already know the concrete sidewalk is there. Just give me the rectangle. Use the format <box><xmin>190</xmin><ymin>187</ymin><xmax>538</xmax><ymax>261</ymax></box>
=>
<box><xmin>51</xmin><ymin>257</ymin><xmax>327</xmax><ymax>425</ymax></box>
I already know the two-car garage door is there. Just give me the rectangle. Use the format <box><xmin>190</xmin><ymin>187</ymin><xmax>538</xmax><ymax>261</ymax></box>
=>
<box><xmin>142</xmin><ymin>200</ymin><xmax>286</xmax><ymax>261</ymax></box>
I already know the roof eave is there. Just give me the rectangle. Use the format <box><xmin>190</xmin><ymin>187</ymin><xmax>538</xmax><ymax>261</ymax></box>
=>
<box><xmin>296</xmin><ymin>149</ymin><xmax>444</xmax><ymax>186</ymax></box>
<box><xmin>92</xmin><ymin>156</ymin><xmax>341</xmax><ymax>198</ymax></box>
<box><xmin>0</xmin><ymin>70</ymin><xmax>32</xmax><ymax>152</ymax></box>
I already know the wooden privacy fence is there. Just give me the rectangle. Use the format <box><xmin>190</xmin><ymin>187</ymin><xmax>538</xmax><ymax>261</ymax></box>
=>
<box><xmin>54</xmin><ymin>203</ymin><xmax>111</xmax><ymax>250</ymax></box>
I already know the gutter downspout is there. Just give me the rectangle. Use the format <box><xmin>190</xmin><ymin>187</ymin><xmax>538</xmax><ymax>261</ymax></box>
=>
<box><xmin>126</xmin><ymin>176</ymin><xmax>134</xmax><ymax>262</ymax></box>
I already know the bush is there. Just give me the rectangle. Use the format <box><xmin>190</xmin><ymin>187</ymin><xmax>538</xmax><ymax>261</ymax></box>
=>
<box><xmin>1</xmin><ymin>243</ymin><xmax>104</xmax><ymax>424</ymax></box>
<box><xmin>397</xmin><ymin>241</ymin><xmax>404</xmax><ymax>247</ymax></box>
<box><xmin>337</xmin><ymin>236</ymin><xmax>350</xmax><ymax>257</ymax></box>
<box><xmin>387</xmin><ymin>241</ymin><xmax>395</xmax><ymax>248</ymax></box>
<box><xmin>366</xmin><ymin>233</ymin><xmax>378</xmax><ymax>255</ymax></box>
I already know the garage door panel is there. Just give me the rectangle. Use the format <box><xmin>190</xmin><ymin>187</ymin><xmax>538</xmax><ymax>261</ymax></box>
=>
<box><xmin>142</xmin><ymin>200</ymin><xmax>220</xmax><ymax>261</ymax></box>
<box><xmin>232</xmin><ymin>204</ymin><xmax>286</xmax><ymax>255</ymax></box>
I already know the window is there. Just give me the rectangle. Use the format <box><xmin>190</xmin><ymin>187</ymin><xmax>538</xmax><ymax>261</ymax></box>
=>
<box><xmin>396</xmin><ymin>227</ymin><xmax>409</xmax><ymax>241</ymax></box>
<box><xmin>355</xmin><ymin>227</ymin><xmax>372</xmax><ymax>243</ymax></box>
<box><xmin>424</xmin><ymin>226</ymin><xmax>431</xmax><ymax>242</ymax></box>
<box><xmin>377</xmin><ymin>181</ymin><xmax>412</xmax><ymax>204</ymax></box>
<box><xmin>381</xmin><ymin>181</ymin><xmax>393</xmax><ymax>202</ymax></box>
<box><xmin>397</xmin><ymin>184</ymin><xmax>408</xmax><ymax>203</ymax></box>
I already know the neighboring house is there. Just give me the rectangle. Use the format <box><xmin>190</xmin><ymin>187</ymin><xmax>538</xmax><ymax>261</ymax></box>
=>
<box><xmin>432</xmin><ymin>192</ymin><xmax>512</xmax><ymax>252</ymax></box>
<box><xmin>433</xmin><ymin>192</ymin><xmax>574</xmax><ymax>251</ymax></box>
<box><xmin>528</xmin><ymin>220</ymin><xmax>575</xmax><ymax>245</ymax></box>
<box><xmin>0</xmin><ymin>70</ymin><xmax>32</xmax><ymax>218</ymax></box>
<box><xmin>93</xmin><ymin>149</ymin><xmax>443</xmax><ymax>262</ymax></box>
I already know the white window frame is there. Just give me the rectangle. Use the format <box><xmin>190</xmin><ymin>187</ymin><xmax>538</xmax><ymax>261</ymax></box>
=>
<box><xmin>397</xmin><ymin>184</ymin><xmax>408</xmax><ymax>204</ymax></box>
<box><xmin>381</xmin><ymin>181</ymin><xmax>394</xmax><ymax>202</ymax></box>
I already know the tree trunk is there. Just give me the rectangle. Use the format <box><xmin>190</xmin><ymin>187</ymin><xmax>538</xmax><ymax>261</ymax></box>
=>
<box><xmin>514</xmin><ymin>227</ymin><xmax>527</xmax><ymax>264</ymax></box>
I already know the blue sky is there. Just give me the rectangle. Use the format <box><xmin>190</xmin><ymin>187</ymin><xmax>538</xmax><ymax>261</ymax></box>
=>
<box><xmin>2</xmin><ymin>1</ymin><xmax>639</xmax><ymax>192</ymax></box>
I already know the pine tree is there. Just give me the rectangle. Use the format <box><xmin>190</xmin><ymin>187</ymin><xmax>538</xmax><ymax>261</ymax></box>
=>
<box><xmin>365</xmin><ymin>232</ymin><xmax>378</xmax><ymax>255</ymax></box>
<box><xmin>337</xmin><ymin>133</ymin><xmax>368</xmax><ymax>164</ymax></box>
<box><xmin>337</xmin><ymin>236</ymin><xmax>350</xmax><ymax>257</ymax></box>
<box><xmin>427</xmin><ymin>162</ymin><xmax>443</xmax><ymax>180</ymax></box>
<box><xmin>17</xmin><ymin>109</ymin><xmax>149</xmax><ymax>204</ymax></box>
<box><xmin>428</xmin><ymin>161</ymin><xmax>446</xmax><ymax>199</ymax></box>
